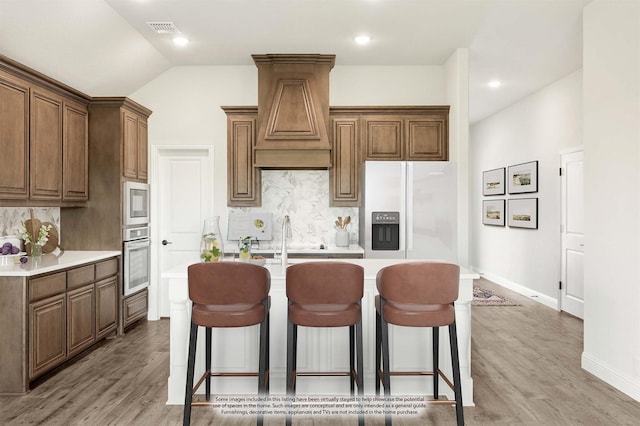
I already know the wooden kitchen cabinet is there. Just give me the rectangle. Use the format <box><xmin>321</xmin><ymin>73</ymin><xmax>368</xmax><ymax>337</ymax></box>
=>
<box><xmin>30</xmin><ymin>86</ymin><xmax>64</xmax><ymax>200</ymax></box>
<box><xmin>328</xmin><ymin>106</ymin><xmax>450</xmax><ymax>206</ymax></box>
<box><xmin>0</xmin><ymin>69</ymin><xmax>29</xmax><ymax>200</ymax></box>
<box><xmin>63</xmin><ymin>100</ymin><xmax>89</xmax><ymax>201</ymax></box>
<box><xmin>123</xmin><ymin>288</ymin><xmax>148</xmax><ymax>329</ymax></box>
<box><xmin>25</xmin><ymin>257</ymin><xmax>119</xmax><ymax>383</ymax></box>
<box><xmin>66</xmin><ymin>284</ymin><xmax>96</xmax><ymax>358</ymax></box>
<box><xmin>1</xmin><ymin>255</ymin><xmax>120</xmax><ymax>395</ymax></box>
<box><xmin>360</xmin><ymin>106</ymin><xmax>450</xmax><ymax>161</ymax></box>
<box><xmin>123</xmin><ymin>109</ymin><xmax>148</xmax><ymax>181</ymax></box>
<box><xmin>405</xmin><ymin>115</ymin><xmax>449</xmax><ymax>160</ymax></box>
<box><xmin>29</xmin><ymin>293</ymin><xmax>66</xmax><ymax>379</ymax></box>
<box><xmin>0</xmin><ymin>55</ymin><xmax>90</xmax><ymax>206</ymax></box>
<box><xmin>362</xmin><ymin>115</ymin><xmax>404</xmax><ymax>160</ymax></box>
<box><xmin>96</xmin><ymin>277</ymin><xmax>118</xmax><ymax>339</ymax></box>
<box><xmin>222</xmin><ymin>106</ymin><xmax>261</xmax><ymax>207</ymax></box>
<box><xmin>330</xmin><ymin>115</ymin><xmax>360</xmax><ymax>206</ymax></box>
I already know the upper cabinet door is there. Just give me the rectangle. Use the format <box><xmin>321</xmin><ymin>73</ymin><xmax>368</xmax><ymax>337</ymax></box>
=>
<box><xmin>122</xmin><ymin>110</ymin><xmax>139</xmax><ymax>180</ymax></box>
<box><xmin>136</xmin><ymin>118</ymin><xmax>148</xmax><ymax>181</ymax></box>
<box><xmin>362</xmin><ymin>116</ymin><xmax>403</xmax><ymax>160</ymax></box>
<box><xmin>122</xmin><ymin>110</ymin><xmax>148</xmax><ymax>181</ymax></box>
<box><xmin>30</xmin><ymin>87</ymin><xmax>63</xmax><ymax>200</ymax></box>
<box><xmin>63</xmin><ymin>100</ymin><xmax>89</xmax><ymax>201</ymax></box>
<box><xmin>405</xmin><ymin>116</ymin><xmax>448</xmax><ymax>161</ymax></box>
<box><xmin>330</xmin><ymin>116</ymin><xmax>360</xmax><ymax>206</ymax></box>
<box><xmin>224</xmin><ymin>108</ymin><xmax>261</xmax><ymax>207</ymax></box>
<box><xmin>0</xmin><ymin>70</ymin><xmax>29</xmax><ymax>200</ymax></box>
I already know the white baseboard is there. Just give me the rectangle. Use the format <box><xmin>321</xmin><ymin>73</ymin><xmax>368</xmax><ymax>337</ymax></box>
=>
<box><xmin>582</xmin><ymin>352</ymin><xmax>640</xmax><ymax>402</ymax></box>
<box><xmin>473</xmin><ymin>269</ymin><xmax>558</xmax><ymax>310</ymax></box>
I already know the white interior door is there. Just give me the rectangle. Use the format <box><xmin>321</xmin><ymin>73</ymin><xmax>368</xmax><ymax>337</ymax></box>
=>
<box><xmin>156</xmin><ymin>147</ymin><xmax>213</xmax><ymax>317</ymax></box>
<box><xmin>560</xmin><ymin>148</ymin><xmax>584</xmax><ymax>318</ymax></box>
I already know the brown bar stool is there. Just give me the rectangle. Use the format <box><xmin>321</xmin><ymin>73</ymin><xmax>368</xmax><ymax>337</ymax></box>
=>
<box><xmin>286</xmin><ymin>261</ymin><xmax>364</xmax><ymax>426</ymax></box>
<box><xmin>183</xmin><ymin>262</ymin><xmax>270</xmax><ymax>426</ymax></box>
<box><xmin>375</xmin><ymin>261</ymin><xmax>464</xmax><ymax>426</ymax></box>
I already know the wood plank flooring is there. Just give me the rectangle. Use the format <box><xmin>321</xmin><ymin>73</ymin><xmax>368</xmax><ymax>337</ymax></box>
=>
<box><xmin>2</xmin><ymin>279</ymin><xmax>640</xmax><ymax>425</ymax></box>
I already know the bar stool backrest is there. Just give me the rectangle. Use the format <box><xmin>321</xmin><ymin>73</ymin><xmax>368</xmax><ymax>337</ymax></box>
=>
<box><xmin>286</xmin><ymin>261</ymin><xmax>364</xmax><ymax>304</ymax></box>
<box><xmin>188</xmin><ymin>262</ymin><xmax>270</xmax><ymax>305</ymax></box>
<box><xmin>376</xmin><ymin>261</ymin><xmax>459</xmax><ymax>305</ymax></box>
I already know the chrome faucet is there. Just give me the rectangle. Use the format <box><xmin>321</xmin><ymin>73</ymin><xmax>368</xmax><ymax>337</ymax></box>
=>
<box><xmin>281</xmin><ymin>215</ymin><xmax>291</xmax><ymax>266</ymax></box>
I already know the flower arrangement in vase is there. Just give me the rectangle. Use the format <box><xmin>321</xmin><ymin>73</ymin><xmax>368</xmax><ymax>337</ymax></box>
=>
<box><xmin>239</xmin><ymin>236</ymin><xmax>252</xmax><ymax>261</ymax></box>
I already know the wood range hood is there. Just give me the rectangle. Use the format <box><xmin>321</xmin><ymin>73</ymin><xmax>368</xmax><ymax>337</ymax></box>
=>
<box><xmin>252</xmin><ymin>54</ymin><xmax>335</xmax><ymax>169</ymax></box>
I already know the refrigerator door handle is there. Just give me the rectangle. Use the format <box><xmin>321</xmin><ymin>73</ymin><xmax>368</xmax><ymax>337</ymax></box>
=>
<box><xmin>406</xmin><ymin>162</ymin><xmax>413</xmax><ymax>252</ymax></box>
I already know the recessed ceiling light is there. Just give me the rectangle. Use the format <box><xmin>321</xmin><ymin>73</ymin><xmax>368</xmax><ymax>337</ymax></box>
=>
<box><xmin>172</xmin><ymin>36</ymin><xmax>189</xmax><ymax>47</ymax></box>
<box><xmin>354</xmin><ymin>35</ymin><xmax>371</xmax><ymax>45</ymax></box>
<box><xmin>488</xmin><ymin>80</ymin><xmax>502</xmax><ymax>88</ymax></box>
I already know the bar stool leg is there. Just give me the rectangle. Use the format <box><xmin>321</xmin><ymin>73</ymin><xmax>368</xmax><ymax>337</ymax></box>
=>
<box><xmin>379</xmin><ymin>304</ymin><xmax>392</xmax><ymax>426</ymax></box>
<box><xmin>286</xmin><ymin>313</ymin><xmax>295</xmax><ymax>426</ymax></box>
<box><xmin>183</xmin><ymin>322</ymin><xmax>198</xmax><ymax>426</ymax></box>
<box><xmin>448</xmin><ymin>321</ymin><xmax>464</xmax><ymax>426</ymax></box>
<box><xmin>355</xmin><ymin>318</ymin><xmax>364</xmax><ymax>426</ymax></box>
<box><xmin>258</xmin><ymin>311</ymin><xmax>268</xmax><ymax>395</ymax></box>
<box><xmin>266</xmin><ymin>312</ymin><xmax>270</xmax><ymax>393</ymax></box>
<box><xmin>349</xmin><ymin>325</ymin><xmax>355</xmax><ymax>395</ymax></box>
<box><xmin>375</xmin><ymin>311</ymin><xmax>382</xmax><ymax>396</ymax></box>
<box><xmin>205</xmin><ymin>327</ymin><xmax>212</xmax><ymax>401</ymax></box>
<box><xmin>258</xmin><ymin>309</ymin><xmax>268</xmax><ymax>426</ymax></box>
<box><xmin>432</xmin><ymin>326</ymin><xmax>439</xmax><ymax>400</ymax></box>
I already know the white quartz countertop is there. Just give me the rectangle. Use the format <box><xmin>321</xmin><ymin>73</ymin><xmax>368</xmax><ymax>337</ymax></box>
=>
<box><xmin>248</xmin><ymin>244</ymin><xmax>364</xmax><ymax>256</ymax></box>
<box><xmin>0</xmin><ymin>250</ymin><xmax>121</xmax><ymax>277</ymax></box>
<box><xmin>163</xmin><ymin>258</ymin><xmax>478</xmax><ymax>281</ymax></box>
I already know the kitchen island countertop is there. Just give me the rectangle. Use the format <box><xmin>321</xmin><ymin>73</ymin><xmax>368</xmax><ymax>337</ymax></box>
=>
<box><xmin>0</xmin><ymin>250</ymin><xmax>121</xmax><ymax>277</ymax></box>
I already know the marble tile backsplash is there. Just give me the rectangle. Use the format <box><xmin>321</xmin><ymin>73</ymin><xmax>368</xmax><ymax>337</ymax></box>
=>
<box><xmin>0</xmin><ymin>207</ymin><xmax>60</xmax><ymax>242</ymax></box>
<box><xmin>228</xmin><ymin>170</ymin><xmax>359</xmax><ymax>250</ymax></box>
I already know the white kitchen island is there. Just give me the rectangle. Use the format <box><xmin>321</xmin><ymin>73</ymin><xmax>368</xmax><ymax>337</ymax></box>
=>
<box><xmin>163</xmin><ymin>259</ymin><xmax>478</xmax><ymax>406</ymax></box>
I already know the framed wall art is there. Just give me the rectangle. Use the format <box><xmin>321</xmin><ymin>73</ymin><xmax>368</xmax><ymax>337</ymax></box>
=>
<box><xmin>508</xmin><ymin>198</ymin><xmax>538</xmax><ymax>229</ymax></box>
<box><xmin>508</xmin><ymin>161</ymin><xmax>538</xmax><ymax>194</ymax></box>
<box><xmin>482</xmin><ymin>199</ymin><xmax>505</xmax><ymax>226</ymax></box>
<box><xmin>482</xmin><ymin>167</ymin><xmax>506</xmax><ymax>196</ymax></box>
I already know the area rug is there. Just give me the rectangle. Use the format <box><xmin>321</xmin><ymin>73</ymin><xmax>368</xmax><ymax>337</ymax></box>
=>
<box><xmin>472</xmin><ymin>281</ymin><xmax>521</xmax><ymax>306</ymax></box>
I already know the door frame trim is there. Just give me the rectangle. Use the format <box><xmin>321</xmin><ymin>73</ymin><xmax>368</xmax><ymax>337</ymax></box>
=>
<box><xmin>148</xmin><ymin>145</ymin><xmax>215</xmax><ymax>320</ymax></box>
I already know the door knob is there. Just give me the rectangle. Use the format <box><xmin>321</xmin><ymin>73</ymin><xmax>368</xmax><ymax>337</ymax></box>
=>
<box><xmin>162</xmin><ymin>240</ymin><xmax>172</xmax><ymax>246</ymax></box>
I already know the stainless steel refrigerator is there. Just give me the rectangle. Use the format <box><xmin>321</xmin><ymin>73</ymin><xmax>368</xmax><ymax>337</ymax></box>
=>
<box><xmin>359</xmin><ymin>161</ymin><xmax>457</xmax><ymax>261</ymax></box>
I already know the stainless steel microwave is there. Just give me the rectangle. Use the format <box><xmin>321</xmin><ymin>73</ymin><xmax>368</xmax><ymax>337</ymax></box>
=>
<box><xmin>123</xmin><ymin>181</ymin><xmax>150</xmax><ymax>226</ymax></box>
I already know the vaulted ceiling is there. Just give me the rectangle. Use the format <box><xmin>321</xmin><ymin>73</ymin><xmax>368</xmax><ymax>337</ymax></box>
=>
<box><xmin>0</xmin><ymin>0</ymin><xmax>588</xmax><ymax>123</ymax></box>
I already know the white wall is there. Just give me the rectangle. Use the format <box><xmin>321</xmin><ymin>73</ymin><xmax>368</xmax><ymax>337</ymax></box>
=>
<box><xmin>470</xmin><ymin>70</ymin><xmax>583</xmax><ymax>306</ymax></box>
<box><xmin>582</xmin><ymin>0</ymin><xmax>640</xmax><ymax>401</ymax></box>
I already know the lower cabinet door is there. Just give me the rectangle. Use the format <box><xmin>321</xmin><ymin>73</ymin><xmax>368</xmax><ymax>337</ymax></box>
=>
<box><xmin>30</xmin><ymin>294</ymin><xmax>66</xmax><ymax>379</ymax></box>
<box><xmin>123</xmin><ymin>288</ymin><xmax>148</xmax><ymax>329</ymax></box>
<box><xmin>67</xmin><ymin>284</ymin><xmax>96</xmax><ymax>358</ymax></box>
<box><xmin>96</xmin><ymin>277</ymin><xmax>118</xmax><ymax>339</ymax></box>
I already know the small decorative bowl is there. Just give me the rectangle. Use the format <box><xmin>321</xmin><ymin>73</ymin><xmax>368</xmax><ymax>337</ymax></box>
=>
<box><xmin>247</xmin><ymin>257</ymin><xmax>267</xmax><ymax>266</ymax></box>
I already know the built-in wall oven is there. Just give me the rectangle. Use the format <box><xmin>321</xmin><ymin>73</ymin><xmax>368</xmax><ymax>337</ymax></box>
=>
<box><xmin>123</xmin><ymin>226</ymin><xmax>150</xmax><ymax>296</ymax></box>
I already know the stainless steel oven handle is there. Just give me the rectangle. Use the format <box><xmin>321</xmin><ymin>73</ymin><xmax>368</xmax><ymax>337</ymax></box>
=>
<box><xmin>125</xmin><ymin>239</ymin><xmax>150</xmax><ymax>250</ymax></box>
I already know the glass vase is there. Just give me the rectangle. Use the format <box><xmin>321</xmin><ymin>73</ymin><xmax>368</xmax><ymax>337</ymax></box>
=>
<box><xmin>239</xmin><ymin>236</ymin><xmax>251</xmax><ymax>261</ymax></box>
<box><xmin>29</xmin><ymin>243</ymin><xmax>42</xmax><ymax>258</ymax></box>
<box><xmin>200</xmin><ymin>217</ymin><xmax>224</xmax><ymax>262</ymax></box>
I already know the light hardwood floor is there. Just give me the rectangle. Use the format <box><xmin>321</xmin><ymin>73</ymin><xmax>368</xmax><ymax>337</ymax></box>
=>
<box><xmin>2</xmin><ymin>279</ymin><xmax>640</xmax><ymax>425</ymax></box>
